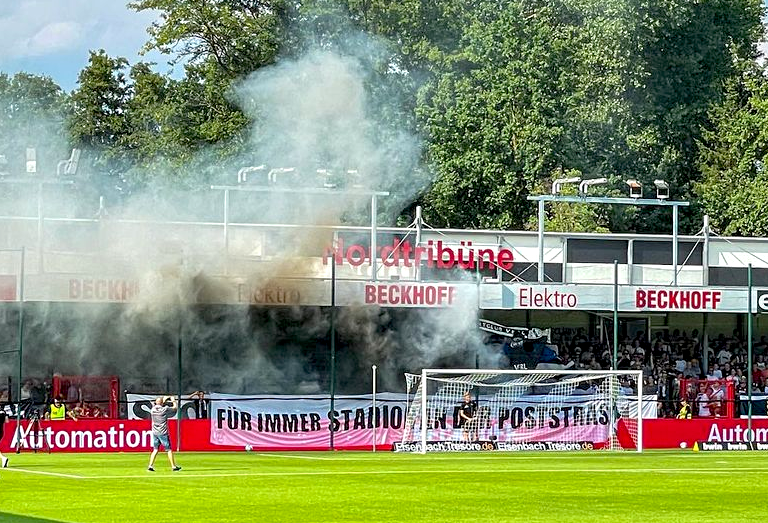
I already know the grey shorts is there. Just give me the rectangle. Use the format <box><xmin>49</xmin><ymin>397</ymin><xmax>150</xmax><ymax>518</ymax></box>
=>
<box><xmin>152</xmin><ymin>433</ymin><xmax>171</xmax><ymax>449</ymax></box>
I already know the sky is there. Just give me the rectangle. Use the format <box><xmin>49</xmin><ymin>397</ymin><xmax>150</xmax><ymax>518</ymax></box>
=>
<box><xmin>0</xmin><ymin>0</ymin><xmax>170</xmax><ymax>91</ymax></box>
<box><xmin>0</xmin><ymin>0</ymin><xmax>766</xmax><ymax>92</ymax></box>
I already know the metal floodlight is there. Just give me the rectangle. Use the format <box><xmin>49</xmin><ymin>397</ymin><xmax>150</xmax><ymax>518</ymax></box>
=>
<box><xmin>551</xmin><ymin>177</ymin><xmax>581</xmax><ymax>195</ymax></box>
<box><xmin>268</xmin><ymin>167</ymin><xmax>295</xmax><ymax>184</ymax></box>
<box><xmin>653</xmin><ymin>179</ymin><xmax>669</xmax><ymax>200</ymax></box>
<box><xmin>626</xmin><ymin>179</ymin><xmax>642</xmax><ymax>198</ymax></box>
<box><xmin>26</xmin><ymin>148</ymin><xmax>36</xmax><ymax>174</ymax></box>
<box><xmin>318</xmin><ymin>169</ymin><xmax>336</xmax><ymax>189</ymax></box>
<box><xmin>237</xmin><ymin>165</ymin><xmax>266</xmax><ymax>183</ymax></box>
<box><xmin>578</xmin><ymin>177</ymin><xmax>607</xmax><ymax>196</ymax></box>
<box><xmin>347</xmin><ymin>169</ymin><xmax>363</xmax><ymax>188</ymax></box>
<box><xmin>57</xmin><ymin>149</ymin><xmax>81</xmax><ymax>176</ymax></box>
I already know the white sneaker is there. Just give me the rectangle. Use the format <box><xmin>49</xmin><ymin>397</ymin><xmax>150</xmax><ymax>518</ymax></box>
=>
<box><xmin>1</xmin><ymin>456</ymin><xmax>8</xmax><ymax>468</ymax></box>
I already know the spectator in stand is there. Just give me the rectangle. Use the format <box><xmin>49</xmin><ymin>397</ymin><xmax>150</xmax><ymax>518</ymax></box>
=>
<box><xmin>712</xmin><ymin>364</ymin><xmax>723</xmax><ymax>380</ymax></box>
<box><xmin>619</xmin><ymin>380</ymin><xmax>634</xmax><ymax>395</ymax></box>
<box><xmin>642</xmin><ymin>377</ymin><xmax>657</xmax><ymax>395</ymax></box>
<box><xmin>617</xmin><ymin>351</ymin><xmax>631</xmax><ymax>370</ymax></box>
<box><xmin>19</xmin><ymin>380</ymin><xmax>32</xmax><ymax>401</ymax></box>
<box><xmin>717</xmin><ymin>345</ymin><xmax>732</xmax><ymax>366</ymax></box>
<box><xmin>73</xmin><ymin>402</ymin><xmax>88</xmax><ymax>418</ymax></box>
<box><xmin>44</xmin><ymin>396</ymin><xmax>77</xmax><ymax>421</ymax></box>
<box><xmin>709</xmin><ymin>382</ymin><xmax>725</xmax><ymax>418</ymax></box>
<box><xmin>696</xmin><ymin>383</ymin><xmax>711</xmax><ymax>417</ymax></box>
<box><xmin>675</xmin><ymin>354</ymin><xmax>687</xmax><ymax>374</ymax></box>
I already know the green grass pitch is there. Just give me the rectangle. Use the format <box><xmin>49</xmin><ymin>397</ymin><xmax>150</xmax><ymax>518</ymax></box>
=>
<box><xmin>1</xmin><ymin>450</ymin><xmax>766</xmax><ymax>522</ymax></box>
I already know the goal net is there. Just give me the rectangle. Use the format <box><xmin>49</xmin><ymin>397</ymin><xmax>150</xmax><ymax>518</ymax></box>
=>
<box><xmin>400</xmin><ymin>369</ymin><xmax>643</xmax><ymax>453</ymax></box>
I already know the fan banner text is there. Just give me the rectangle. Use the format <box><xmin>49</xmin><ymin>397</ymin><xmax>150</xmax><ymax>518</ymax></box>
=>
<box><xmin>209</xmin><ymin>393</ymin><xmax>407</xmax><ymax>448</ymax></box>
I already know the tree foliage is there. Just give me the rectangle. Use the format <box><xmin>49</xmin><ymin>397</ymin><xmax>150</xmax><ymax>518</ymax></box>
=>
<box><xmin>696</xmin><ymin>65</ymin><xmax>768</xmax><ymax>236</ymax></box>
<box><xmin>0</xmin><ymin>72</ymin><xmax>69</xmax><ymax>174</ymax></box>
<box><xmin>2</xmin><ymin>0</ymin><xmax>765</xmax><ymax>234</ymax></box>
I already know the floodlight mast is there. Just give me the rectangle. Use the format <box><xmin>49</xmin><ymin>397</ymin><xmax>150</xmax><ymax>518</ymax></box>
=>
<box><xmin>528</xmin><ymin>179</ymin><xmax>688</xmax><ymax>286</ymax></box>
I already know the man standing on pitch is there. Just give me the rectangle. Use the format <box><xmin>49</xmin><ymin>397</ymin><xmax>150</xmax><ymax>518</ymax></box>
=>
<box><xmin>148</xmin><ymin>396</ymin><xmax>181</xmax><ymax>472</ymax></box>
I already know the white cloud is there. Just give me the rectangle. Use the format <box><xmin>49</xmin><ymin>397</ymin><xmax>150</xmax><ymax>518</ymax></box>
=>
<box><xmin>16</xmin><ymin>21</ymin><xmax>83</xmax><ymax>57</ymax></box>
<box><xmin>0</xmin><ymin>0</ymin><xmax>156</xmax><ymax>62</ymax></box>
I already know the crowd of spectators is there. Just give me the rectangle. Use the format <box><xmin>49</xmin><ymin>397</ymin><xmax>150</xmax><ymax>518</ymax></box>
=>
<box><xmin>0</xmin><ymin>378</ymin><xmax>110</xmax><ymax>419</ymax></box>
<box><xmin>551</xmin><ymin>328</ymin><xmax>768</xmax><ymax>417</ymax></box>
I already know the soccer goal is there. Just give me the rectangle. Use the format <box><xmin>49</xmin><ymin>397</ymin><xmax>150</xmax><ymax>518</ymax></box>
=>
<box><xmin>400</xmin><ymin>369</ymin><xmax>643</xmax><ymax>453</ymax></box>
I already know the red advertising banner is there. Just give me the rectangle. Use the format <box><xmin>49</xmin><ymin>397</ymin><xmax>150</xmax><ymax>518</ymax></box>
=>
<box><xmin>642</xmin><ymin>418</ymin><xmax>768</xmax><ymax>449</ymax></box>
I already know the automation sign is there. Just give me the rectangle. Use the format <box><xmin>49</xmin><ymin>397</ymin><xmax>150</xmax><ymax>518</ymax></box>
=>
<box><xmin>499</xmin><ymin>284</ymin><xmax>754</xmax><ymax>313</ymax></box>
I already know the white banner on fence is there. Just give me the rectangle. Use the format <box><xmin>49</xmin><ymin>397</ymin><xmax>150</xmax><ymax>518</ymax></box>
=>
<box><xmin>209</xmin><ymin>393</ymin><xmax>408</xmax><ymax>448</ymax></box>
<box><xmin>126</xmin><ymin>394</ymin><xmax>208</xmax><ymax>420</ymax></box>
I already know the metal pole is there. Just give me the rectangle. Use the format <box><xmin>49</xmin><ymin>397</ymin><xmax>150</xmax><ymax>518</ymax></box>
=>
<box><xmin>176</xmin><ymin>317</ymin><xmax>183</xmax><ymax>452</ymax></box>
<box><xmin>371</xmin><ymin>195</ymin><xmax>378</xmax><ymax>281</ymax></box>
<box><xmin>672</xmin><ymin>205</ymin><xmax>679</xmax><ymax>286</ymax></box>
<box><xmin>702</xmin><ymin>215</ymin><xmax>710</xmax><ymax>286</ymax></box>
<box><xmin>415</xmin><ymin>206</ymin><xmax>422</xmax><ymax>282</ymax></box>
<box><xmin>371</xmin><ymin>364</ymin><xmax>377</xmax><ymax>452</ymax></box>
<box><xmin>420</xmin><ymin>368</ymin><xmax>427</xmax><ymax>454</ymax></box>
<box><xmin>636</xmin><ymin>370</ymin><xmax>643</xmax><ymax>453</ymax></box>
<box><xmin>748</xmin><ymin>263</ymin><xmax>753</xmax><ymax>438</ymax></box>
<box><xmin>223</xmin><ymin>189</ymin><xmax>230</xmax><ymax>275</ymax></box>
<box><xmin>613</xmin><ymin>260</ymin><xmax>619</xmax><ymax>370</ymax></box>
<box><xmin>37</xmin><ymin>184</ymin><xmax>43</xmax><ymax>273</ymax></box>
<box><xmin>15</xmin><ymin>247</ymin><xmax>25</xmax><ymax>448</ymax></box>
<box><xmin>537</xmin><ymin>200</ymin><xmax>545</xmax><ymax>283</ymax></box>
<box><xmin>329</xmin><ymin>240</ymin><xmax>337</xmax><ymax>450</ymax></box>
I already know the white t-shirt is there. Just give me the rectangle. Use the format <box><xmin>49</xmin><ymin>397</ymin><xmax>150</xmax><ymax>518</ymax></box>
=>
<box><xmin>717</xmin><ymin>350</ymin><xmax>731</xmax><ymax>365</ymax></box>
<box><xmin>697</xmin><ymin>393</ymin><xmax>710</xmax><ymax>416</ymax></box>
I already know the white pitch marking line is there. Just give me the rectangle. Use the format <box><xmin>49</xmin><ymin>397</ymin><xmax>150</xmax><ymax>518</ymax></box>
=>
<box><xmin>82</xmin><ymin>467</ymin><xmax>768</xmax><ymax>480</ymax></box>
<box><xmin>3</xmin><ymin>468</ymin><xmax>84</xmax><ymax>479</ymax></box>
<box><xmin>256</xmin><ymin>453</ymin><xmax>335</xmax><ymax>460</ymax></box>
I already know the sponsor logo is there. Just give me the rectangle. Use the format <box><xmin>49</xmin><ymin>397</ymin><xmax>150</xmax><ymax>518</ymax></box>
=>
<box><xmin>69</xmin><ymin>278</ymin><xmax>139</xmax><ymax>301</ymax></box>
<box><xmin>364</xmin><ymin>284</ymin><xmax>456</xmax><ymax>306</ymax></box>
<box><xmin>758</xmin><ymin>291</ymin><xmax>768</xmax><ymax>313</ymax></box>
<box><xmin>518</xmin><ymin>287</ymin><xmax>578</xmax><ymax>308</ymax></box>
<box><xmin>697</xmin><ymin>441</ymin><xmax>768</xmax><ymax>451</ymax></box>
<box><xmin>236</xmin><ymin>285</ymin><xmax>301</xmax><ymax>305</ymax></box>
<box><xmin>392</xmin><ymin>440</ymin><xmax>594</xmax><ymax>452</ymax></box>
<box><xmin>12</xmin><ymin>424</ymin><xmax>152</xmax><ymax>450</ymax></box>
<box><xmin>707</xmin><ymin>424</ymin><xmax>768</xmax><ymax>443</ymax></box>
<box><xmin>635</xmin><ymin>289</ymin><xmax>722</xmax><ymax>310</ymax></box>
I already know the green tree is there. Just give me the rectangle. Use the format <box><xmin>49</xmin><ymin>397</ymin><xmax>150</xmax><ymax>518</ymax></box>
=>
<box><xmin>0</xmin><ymin>72</ymin><xmax>68</xmax><ymax>175</ymax></box>
<box><xmin>414</xmin><ymin>0</ymin><xmax>763</xmax><ymax>232</ymax></box>
<box><xmin>696</xmin><ymin>65</ymin><xmax>768</xmax><ymax>236</ymax></box>
<box><xmin>129</xmin><ymin>0</ymin><xmax>289</xmax><ymax>76</ymax></box>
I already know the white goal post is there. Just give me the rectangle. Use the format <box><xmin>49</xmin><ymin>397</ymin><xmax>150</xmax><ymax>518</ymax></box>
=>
<box><xmin>401</xmin><ymin>369</ymin><xmax>643</xmax><ymax>453</ymax></box>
